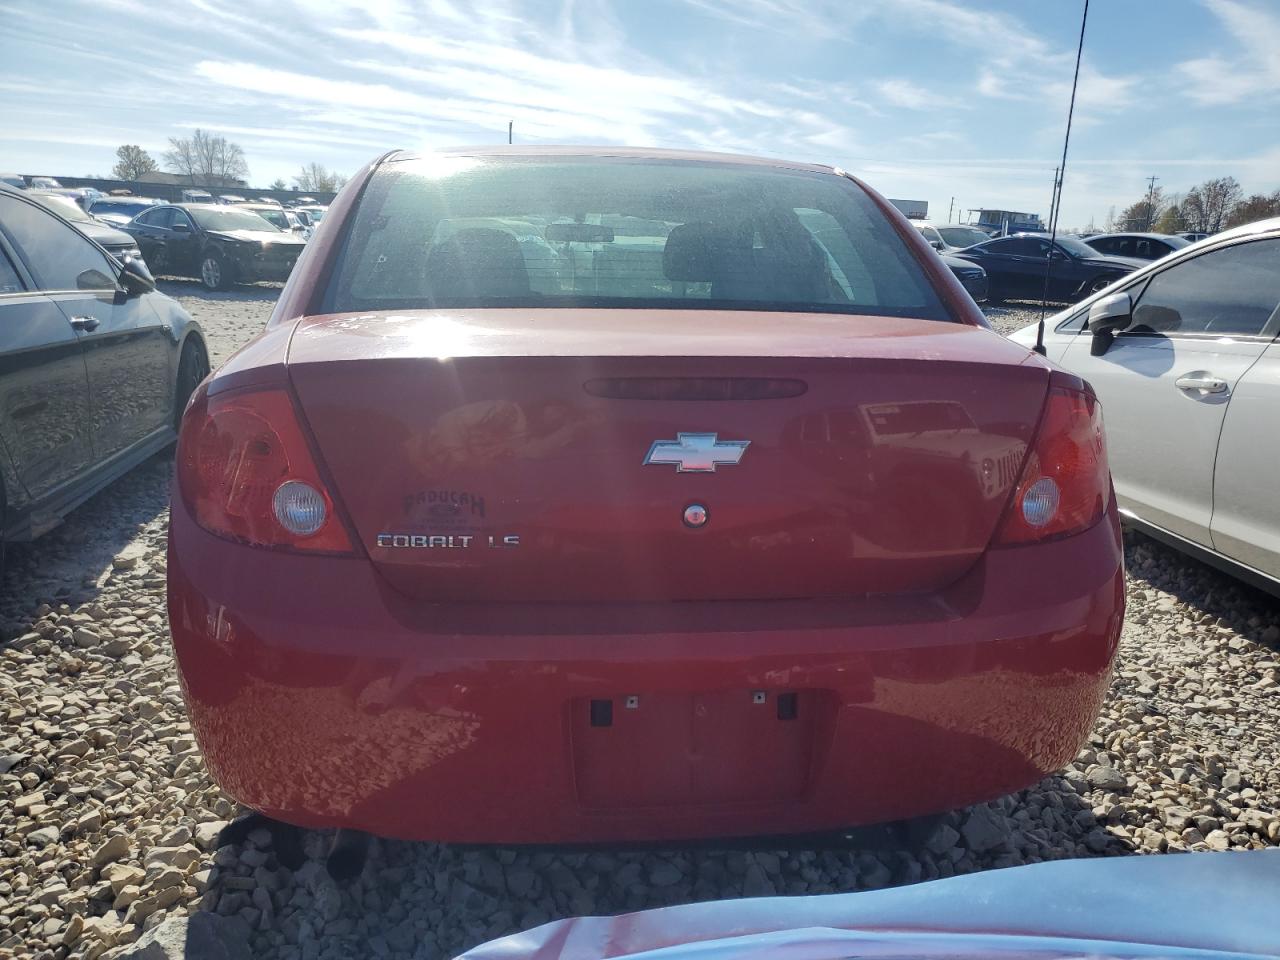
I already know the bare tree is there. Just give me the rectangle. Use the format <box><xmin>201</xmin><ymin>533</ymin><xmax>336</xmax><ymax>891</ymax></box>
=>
<box><xmin>111</xmin><ymin>145</ymin><xmax>158</xmax><ymax>180</ymax></box>
<box><xmin>1182</xmin><ymin>177</ymin><xmax>1242</xmax><ymax>233</ymax></box>
<box><xmin>1223</xmin><ymin>190</ymin><xmax>1280</xmax><ymax>229</ymax></box>
<box><xmin>293</xmin><ymin>163</ymin><xmax>347</xmax><ymax>192</ymax></box>
<box><xmin>268</xmin><ymin>177</ymin><xmax>288</xmax><ymax>191</ymax></box>
<box><xmin>164</xmin><ymin>129</ymin><xmax>249</xmax><ymax>186</ymax></box>
<box><xmin>1118</xmin><ymin>185</ymin><xmax>1166</xmax><ymax>232</ymax></box>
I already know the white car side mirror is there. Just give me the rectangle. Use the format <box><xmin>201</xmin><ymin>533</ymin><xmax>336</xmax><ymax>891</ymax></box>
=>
<box><xmin>1088</xmin><ymin>292</ymin><xmax>1132</xmax><ymax>356</ymax></box>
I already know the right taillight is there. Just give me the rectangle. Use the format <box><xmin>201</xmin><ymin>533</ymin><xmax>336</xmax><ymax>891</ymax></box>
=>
<box><xmin>175</xmin><ymin>386</ymin><xmax>354</xmax><ymax>553</ymax></box>
<box><xmin>994</xmin><ymin>383</ymin><xmax>1110</xmax><ymax>545</ymax></box>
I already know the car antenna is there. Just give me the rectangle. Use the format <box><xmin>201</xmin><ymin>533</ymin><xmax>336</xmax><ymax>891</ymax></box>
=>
<box><xmin>1034</xmin><ymin>0</ymin><xmax>1089</xmax><ymax>357</ymax></box>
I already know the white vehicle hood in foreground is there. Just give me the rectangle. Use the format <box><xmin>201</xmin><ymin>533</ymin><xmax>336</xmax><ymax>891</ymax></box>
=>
<box><xmin>458</xmin><ymin>853</ymin><xmax>1280</xmax><ymax>960</ymax></box>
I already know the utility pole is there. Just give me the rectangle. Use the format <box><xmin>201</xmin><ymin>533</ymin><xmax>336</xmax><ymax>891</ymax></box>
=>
<box><xmin>1144</xmin><ymin>175</ymin><xmax>1159</xmax><ymax>230</ymax></box>
<box><xmin>508</xmin><ymin>121</ymin><xmax>513</xmax><ymax>145</ymax></box>
<box><xmin>947</xmin><ymin>196</ymin><xmax>955</xmax><ymax>222</ymax></box>
<box><xmin>1044</xmin><ymin>167</ymin><xmax>1064</xmax><ymax>235</ymax></box>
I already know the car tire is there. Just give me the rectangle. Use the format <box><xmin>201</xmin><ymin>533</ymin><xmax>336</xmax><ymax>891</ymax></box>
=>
<box><xmin>173</xmin><ymin>337</ymin><xmax>210</xmax><ymax>431</ymax></box>
<box><xmin>149</xmin><ymin>245</ymin><xmax>169</xmax><ymax>276</ymax></box>
<box><xmin>199</xmin><ymin>253</ymin><xmax>232</xmax><ymax>291</ymax></box>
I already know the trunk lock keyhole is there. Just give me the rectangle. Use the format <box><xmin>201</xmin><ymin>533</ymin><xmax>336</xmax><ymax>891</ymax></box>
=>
<box><xmin>683</xmin><ymin>503</ymin><xmax>709</xmax><ymax>528</ymax></box>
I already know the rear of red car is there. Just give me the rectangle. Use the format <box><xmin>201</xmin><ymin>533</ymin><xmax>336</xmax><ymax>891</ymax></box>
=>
<box><xmin>167</xmin><ymin>149</ymin><xmax>1123</xmax><ymax>843</ymax></box>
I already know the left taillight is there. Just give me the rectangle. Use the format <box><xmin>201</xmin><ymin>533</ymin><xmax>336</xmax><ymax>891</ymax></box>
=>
<box><xmin>176</xmin><ymin>386</ymin><xmax>354</xmax><ymax>553</ymax></box>
<box><xmin>993</xmin><ymin>380</ymin><xmax>1111</xmax><ymax>546</ymax></box>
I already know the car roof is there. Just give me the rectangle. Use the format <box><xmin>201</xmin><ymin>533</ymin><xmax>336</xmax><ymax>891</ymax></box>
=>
<box><xmin>1198</xmin><ymin>217</ymin><xmax>1280</xmax><ymax>243</ymax></box>
<box><xmin>387</xmin><ymin>144</ymin><xmax>839</xmax><ymax>175</ymax></box>
<box><xmin>1087</xmin><ymin>232</ymin><xmax>1182</xmax><ymax>240</ymax></box>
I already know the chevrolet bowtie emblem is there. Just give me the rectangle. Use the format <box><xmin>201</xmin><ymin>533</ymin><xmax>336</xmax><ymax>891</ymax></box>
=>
<box><xmin>643</xmin><ymin>433</ymin><xmax>750</xmax><ymax>473</ymax></box>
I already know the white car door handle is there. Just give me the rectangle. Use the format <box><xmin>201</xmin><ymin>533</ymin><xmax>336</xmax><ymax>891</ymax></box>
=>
<box><xmin>1175</xmin><ymin>374</ymin><xmax>1228</xmax><ymax>394</ymax></box>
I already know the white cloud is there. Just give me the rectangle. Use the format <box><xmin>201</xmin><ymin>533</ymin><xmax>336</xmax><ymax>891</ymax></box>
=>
<box><xmin>678</xmin><ymin>0</ymin><xmax>860</xmax><ymax>38</ymax></box>
<box><xmin>876</xmin><ymin>78</ymin><xmax>965</xmax><ymax>111</ymax></box>
<box><xmin>1178</xmin><ymin>0</ymin><xmax>1280</xmax><ymax>104</ymax></box>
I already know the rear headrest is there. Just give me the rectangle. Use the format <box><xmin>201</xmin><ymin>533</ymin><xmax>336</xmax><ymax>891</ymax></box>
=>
<box><xmin>425</xmin><ymin>228</ymin><xmax>530</xmax><ymax>302</ymax></box>
<box><xmin>663</xmin><ymin>221</ymin><xmax>748</xmax><ymax>282</ymax></box>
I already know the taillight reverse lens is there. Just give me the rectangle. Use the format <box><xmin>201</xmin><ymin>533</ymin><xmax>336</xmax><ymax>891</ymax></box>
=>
<box><xmin>176</xmin><ymin>387</ymin><xmax>353</xmax><ymax>553</ymax></box>
<box><xmin>994</xmin><ymin>384</ymin><xmax>1110</xmax><ymax>545</ymax></box>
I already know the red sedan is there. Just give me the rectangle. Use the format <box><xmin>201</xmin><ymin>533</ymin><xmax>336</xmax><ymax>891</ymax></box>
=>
<box><xmin>167</xmin><ymin>147</ymin><xmax>1123</xmax><ymax>844</ymax></box>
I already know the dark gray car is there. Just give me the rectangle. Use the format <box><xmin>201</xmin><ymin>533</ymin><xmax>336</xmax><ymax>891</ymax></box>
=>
<box><xmin>0</xmin><ymin>185</ymin><xmax>208</xmax><ymax>545</ymax></box>
<box><xmin>29</xmin><ymin>191</ymin><xmax>145</xmax><ymax>267</ymax></box>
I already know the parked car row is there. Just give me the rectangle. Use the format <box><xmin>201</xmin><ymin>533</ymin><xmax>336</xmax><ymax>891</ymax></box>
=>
<box><xmin>911</xmin><ymin>222</ymin><xmax>1219</xmax><ymax>306</ymax></box>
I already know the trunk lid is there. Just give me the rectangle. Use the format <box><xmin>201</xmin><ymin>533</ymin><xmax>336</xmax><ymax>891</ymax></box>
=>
<box><xmin>288</xmin><ymin>310</ymin><xmax>1048</xmax><ymax>603</ymax></box>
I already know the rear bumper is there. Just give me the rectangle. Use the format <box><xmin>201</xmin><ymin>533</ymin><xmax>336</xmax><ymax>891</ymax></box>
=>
<box><xmin>167</xmin><ymin>495</ymin><xmax>1124</xmax><ymax>844</ymax></box>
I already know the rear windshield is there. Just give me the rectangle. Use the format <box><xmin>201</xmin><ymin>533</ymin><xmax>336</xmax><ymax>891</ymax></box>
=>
<box><xmin>189</xmin><ymin>208</ymin><xmax>280</xmax><ymax>232</ymax></box>
<box><xmin>249</xmin><ymin>208</ymin><xmax>290</xmax><ymax>230</ymax></box>
<box><xmin>325</xmin><ymin>157</ymin><xmax>949</xmax><ymax>319</ymax></box>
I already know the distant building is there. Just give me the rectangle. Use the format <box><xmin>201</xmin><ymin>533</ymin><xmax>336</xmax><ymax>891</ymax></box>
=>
<box><xmin>137</xmin><ymin>171</ymin><xmax>248</xmax><ymax>188</ymax></box>
<box><xmin>968</xmin><ymin>209</ymin><xmax>1044</xmax><ymax>235</ymax></box>
<box><xmin>888</xmin><ymin>198</ymin><xmax>929</xmax><ymax>220</ymax></box>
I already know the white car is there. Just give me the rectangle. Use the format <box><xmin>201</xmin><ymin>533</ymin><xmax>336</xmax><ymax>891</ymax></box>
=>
<box><xmin>1010</xmin><ymin>216</ymin><xmax>1280</xmax><ymax>595</ymax></box>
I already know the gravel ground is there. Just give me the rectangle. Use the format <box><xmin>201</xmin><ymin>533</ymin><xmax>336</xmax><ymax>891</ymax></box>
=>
<box><xmin>1</xmin><ymin>288</ymin><xmax>1278</xmax><ymax>960</ymax></box>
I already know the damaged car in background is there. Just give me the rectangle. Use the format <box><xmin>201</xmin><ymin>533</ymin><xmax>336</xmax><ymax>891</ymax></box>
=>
<box><xmin>123</xmin><ymin>203</ymin><xmax>306</xmax><ymax>290</ymax></box>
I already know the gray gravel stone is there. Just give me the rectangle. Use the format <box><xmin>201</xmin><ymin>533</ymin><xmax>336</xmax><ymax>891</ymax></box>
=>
<box><xmin>115</xmin><ymin>911</ymin><xmax>251</xmax><ymax>960</ymax></box>
<box><xmin>960</xmin><ymin>805</ymin><xmax>1009</xmax><ymax>852</ymax></box>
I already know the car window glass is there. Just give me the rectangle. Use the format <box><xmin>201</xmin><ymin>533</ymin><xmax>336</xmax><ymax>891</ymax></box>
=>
<box><xmin>1057</xmin><ymin>306</ymin><xmax>1088</xmax><ymax>332</ymax></box>
<box><xmin>1090</xmin><ymin>238</ymin><xmax>1114</xmax><ymax>254</ymax></box>
<box><xmin>983</xmin><ymin>238</ymin><xmax>1016</xmax><ymax>254</ymax></box>
<box><xmin>0</xmin><ymin>194</ymin><xmax>120</xmax><ymax>293</ymax></box>
<box><xmin>1130</xmin><ymin>239</ymin><xmax>1280</xmax><ymax>337</ymax></box>
<box><xmin>327</xmin><ymin>158</ymin><xmax>947</xmax><ymax>319</ymax></box>
<box><xmin>172</xmin><ymin>210</ymin><xmax>193</xmax><ymax>230</ymax></box>
<box><xmin>0</xmin><ymin>245</ymin><xmax>24</xmax><ymax>293</ymax></box>
<box><xmin>794</xmin><ymin>207</ymin><xmax>875</xmax><ymax>302</ymax></box>
<box><xmin>135</xmin><ymin>208</ymin><xmax>162</xmax><ymax>226</ymax></box>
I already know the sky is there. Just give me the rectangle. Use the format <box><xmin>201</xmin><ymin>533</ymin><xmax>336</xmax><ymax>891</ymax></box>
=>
<box><xmin>2</xmin><ymin>0</ymin><xmax>1278</xmax><ymax>228</ymax></box>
